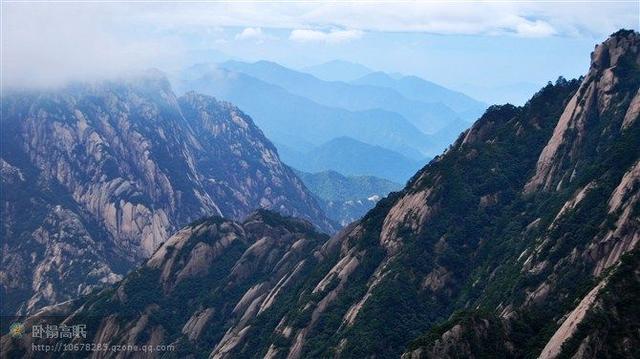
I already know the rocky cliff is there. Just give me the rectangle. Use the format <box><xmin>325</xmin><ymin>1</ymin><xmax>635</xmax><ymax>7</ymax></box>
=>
<box><xmin>0</xmin><ymin>73</ymin><xmax>333</xmax><ymax>316</ymax></box>
<box><xmin>1</xmin><ymin>210</ymin><xmax>330</xmax><ymax>358</ymax></box>
<box><xmin>404</xmin><ymin>29</ymin><xmax>640</xmax><ymax>359</ymax></box>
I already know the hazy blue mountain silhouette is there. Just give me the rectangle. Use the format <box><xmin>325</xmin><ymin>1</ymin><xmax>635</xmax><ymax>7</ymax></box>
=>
<box><xmin>352</xmin><ymin>71</ymin><xmax>487</xmax><ymax>122</ymax></box>
<box><xmin>301</xmin><ymin>60</ymin><xmax>374</xmax><ymax>82</ymax></box>
<box><xmin>219</xmin><ymin>60</ymin><xmax>464</xmax><ymax>134</ymax></box>
<box><xmin>278</xmin><ymin>136</ymin><xmax>425</xmax><ymax>183</ymax></box>
<box><xmin>175</xmin><ymin>65</ymin><xmax>434</xmax><ymax>159</ymax></box>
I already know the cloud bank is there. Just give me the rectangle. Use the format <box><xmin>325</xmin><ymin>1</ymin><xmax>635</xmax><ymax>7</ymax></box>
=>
<box><xmin>1</xmin><ymin>1</ymin><xmax>637</xmax><ymax>89</ymax></box>
<box><xmin>2</xmin><ymin>3</ymin><xmax>184</xmax><ymax>89</ymax></box>
<box><xmin>133</xmin><ymin>2</ymin><xmax>637</xmax><ymax>38</ymax></box>
<box><xmin>289</xmin><ymin>29</ymin><xmax>363</xmax><ymax>43</ymax></box>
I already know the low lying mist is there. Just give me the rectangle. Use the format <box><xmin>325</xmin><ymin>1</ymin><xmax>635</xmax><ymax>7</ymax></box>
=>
<box><xmin>1</xmin><ymin>3</ymin><xmax>184</xmax><ymax>90</ymax></box>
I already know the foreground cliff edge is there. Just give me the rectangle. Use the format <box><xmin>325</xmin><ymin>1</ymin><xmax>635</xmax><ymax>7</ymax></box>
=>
<box><xmin>2</xmin><ymin>30</ymin><xmax>639</xmax><ymax>359</ymax></box>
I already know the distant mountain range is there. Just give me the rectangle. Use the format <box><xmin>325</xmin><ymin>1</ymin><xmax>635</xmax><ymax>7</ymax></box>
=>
<box><xmin>294</xmin><ymin>169</ymin><xmax>402</xmax><ymax>225</ymax></box>
<box><xmin>279</xmin><ymin>137</ymin><xmax>425</xmax><ymax>184</ymax></box>
<box><xmin>302</xmin><ymin>57</ymin><xmax>542</xmax><ymax>107</ymax></box>
<box><xmin>179</xmin><ymin>67</ymin><xmax>435</xmax><ymax>157</ymax></box>
<box><xmin>175</xmin><ymin>66</ymin><xmax>432</xmax><ymax>162</ymax></box>
<box><xmin>175</xmin><ymin>60</ymin><xmax>483</xmax><ymax>182</ymax></box>
<box><xmin>351</xmin><ymin>71</ymin><xmax>486</xmax><ymax>122</ymax></box>
<box><xmin>219</xmin><ymin>60</ymin><xmax>469</xmax><ymax>135</ymax></box>
<box><xmin>301</xmin><ymin>60</ymin><xmax>374</xmax><ymax>82</ymax></box>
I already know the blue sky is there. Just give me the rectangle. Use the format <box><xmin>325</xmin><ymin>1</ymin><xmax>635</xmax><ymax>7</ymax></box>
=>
<box><xmin>3</xmin><ymin>1</ymin><xmax>639</xmax><ymax>103</ymax></box>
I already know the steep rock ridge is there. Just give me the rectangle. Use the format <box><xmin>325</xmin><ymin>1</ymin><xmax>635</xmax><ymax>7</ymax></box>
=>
<box><xmin>525</xmin><ymin>30</ymin><xmax>640</xmax><ymax>193</ymax></box>
<box><xmin>403</xmin><ymin>312</ymin><xmax>510</xmax><ymax>359</ymax></box>
<box><xmin>404</xmin><ymin>30</ymin><xmax>640</xmax><ymax>359</ymax></box>
<box><xmin>408</xmin><ymin>249</ymin><xmax>640</xmax><ymax>359</ymax></box>
<box><xmin>554</xmin><ymin>249</ymin><xmax>640</xmax><ymax>358</ymax></box>
<box><xmin>1</xmin><ymin>73</ymin><xmax>333</xmax><ymax>315</ymax></box>
<box><xmin>0</xmin><ymin>210</ymin><xmax>330</xmax><ymax>359</ymax></box>
<box><xmin>178</xmin><ymin>93</ymin><xmax>328</xmax><ymax>223</ymax></box>
<box><xmin>10</xmin><ymin>74</ymin><xmax>211</xmax><ymax>257</ymax></box>
<box><xmin>538</xmin><ymin>280</ymin><xmax>607</xmax><ymax>359</ymax></box>
<box><xmin>208</xmin><ymin>76</ymin><xmax>584</xmax><ymax>358</ymax></box>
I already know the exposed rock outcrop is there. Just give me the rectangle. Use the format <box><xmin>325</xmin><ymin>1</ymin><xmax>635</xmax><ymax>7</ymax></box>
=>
<box><xmin>525</xmin><ymin>30</ymin><xmax>640</xmax><ymax>193</ymax></box>
<box><xmin>1</xmin><ymin>73</ymin><xmax>333</xmax><ymax>315</ymax></box>
<box><xmin>1</xmin><ymin>210</ymin><xmax>329</xmax><ymax>359</ymax></box>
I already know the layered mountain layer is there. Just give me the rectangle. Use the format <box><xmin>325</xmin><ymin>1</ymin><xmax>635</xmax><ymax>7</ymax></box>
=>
<box><xmin>0</xmin><ymin>73</ymin><xmax>333</xmax><ymax>315</ymax></box>
<box><xmin>294</xmin><ymin>170</ymin><xmax>402</xmax><ymax>226</ymax></box>
<box><xmin>176</xmin><ymin>59</ymin><xmax>483</xmax><ymax>173</ymax></box>
<box><xmin>281</xmin><ymin>137</ymin><xmax>423</xmax><ymax>184</ymax></box>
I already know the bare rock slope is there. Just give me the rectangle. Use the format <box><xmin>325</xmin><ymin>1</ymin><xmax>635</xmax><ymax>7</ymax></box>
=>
<box><xmin>1</xmin><ymin>73</ymin><xmax>333</xmax><ymax>315</ymax></box>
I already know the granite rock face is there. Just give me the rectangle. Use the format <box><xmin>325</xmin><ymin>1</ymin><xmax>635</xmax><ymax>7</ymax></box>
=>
<box><xmin>404</xmin><ymin>29</ymin><xmax>640</xmax><ymax>359</ymax></box>
<box><xmin>0</xmin><ymin>72</ymin><xmax>333</xmax><ymax>315</ymax></box>
<box><xmin>0</xmin><ymin>210</ymin><xmax>330</xmax><ymax>359</ymax></box>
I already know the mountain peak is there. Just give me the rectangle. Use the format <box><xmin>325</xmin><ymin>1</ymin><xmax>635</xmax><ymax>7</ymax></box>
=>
<box><xmin>591</xmin><ymin>29</ymin><xmax>639</xmax><ymax>70</ymax></box>
<box><xmin>242</xmin><ymin>208</ymin><xmax>317</xmax><ymax>233</ymax></box>
<box><xmin>525</xmin><ymin>29</ymin><xmax>639</xmax><ymax>193</ymax></box>
<box><xmin>302</xmin><ymin>60</ymin><xmax>373</xmax><ymax>82</ymax></box>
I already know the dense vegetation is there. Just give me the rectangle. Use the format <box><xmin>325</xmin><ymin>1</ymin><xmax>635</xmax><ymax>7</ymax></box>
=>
<box><xmin>558</xmin><ymin>250</ymin><xmax>640</xmax><ymax>358</ymax></box>
<box><xmin>294</xmin><ymin>170</ymin><xmax>401</xmax><ymax>202</ymax></box>
<box><xmin>294</xmin><ymin>169</ymin><xmax>402</xmax><ymax>226</ymax></box>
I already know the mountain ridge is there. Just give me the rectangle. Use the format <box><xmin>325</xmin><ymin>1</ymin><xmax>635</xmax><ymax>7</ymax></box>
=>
<box><xmin>301</xmin><ymin>60</ymin><xmax>374</xmax><ymax>82</ymax></box>
<box><xmin>175</xmin><ymin>66</ymin><xmax>437</xmax><ymax>158</ymax></box>
<box><xmin>280</xmin><ymin>136</ymin><xmax>425</xmax><ymax>183</ymax></box>
<box><xmin>351</xmin><ymin>71</ymin><xmax>487</xmax><ymax>122</ymax></box>
<box><xmin>219</xmin><ymin>60</ymin><xmax>466</xmax><ymax>135</ymax></box>
<box><xmin>0</xmin><ymin>73</ymin><xmax>334</xmax><ymax>316</ymax></box>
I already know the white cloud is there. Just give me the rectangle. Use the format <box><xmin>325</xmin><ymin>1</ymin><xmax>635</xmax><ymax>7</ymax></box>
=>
<box><xmin>289</xmin><ymin>29</ymin><xmax>363</xmax><ymax>44</ymax></box>
<box><xmin>515</xmin><ymin>19</ymin><xmax>557</xmax><ymax>38</ymax></box>
<box><xmin>2</xmin><ymin>2</ymin><xmax>637</xmax><ymax>88</ymax></box>
<box><xmin>235</xmin><ymin>27</ymin><xmax>271</xmax><ymax>41</ymax></box>
<box><xmin>131</xmin><ymin>2</ymin><xmax>637</xmax><ymax>38</ymax></box>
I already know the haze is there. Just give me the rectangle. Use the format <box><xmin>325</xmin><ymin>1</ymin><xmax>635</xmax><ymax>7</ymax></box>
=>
<box><xmin>2</xmin><ymin>1</ymin><xmax>638</xmax><ymax>104</ymax></box>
